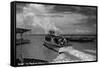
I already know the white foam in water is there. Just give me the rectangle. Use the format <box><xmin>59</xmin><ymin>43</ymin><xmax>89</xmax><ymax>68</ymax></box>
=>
<box><xmin>68</xmin><ymin>49</ymin><xmax>96</xmax><ymax>61</ymax></box>
<box><xmin>84</xmin><ymin>49</ymin><xmax>96</xmax><ymax>54</ymax></box>
<box><xmin>52</xmin><ymin>46</ymin><xmax>96</xmax><ymax>63</ymax></box>
<box><xmin>51</xmin><ymin>53</ymin><xmax>81</xmax><ymax>63</ymax></box>
<box><xmin>53</xmin><ymin>53</ymin><xmax>71</xmax><ymax>61</ymax></box>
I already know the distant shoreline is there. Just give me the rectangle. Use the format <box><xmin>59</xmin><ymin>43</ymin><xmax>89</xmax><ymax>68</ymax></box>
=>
<box><xmin>25</xmin><ymin>34</ymin><xmax>97</xmax><ymax>36</ymax></box>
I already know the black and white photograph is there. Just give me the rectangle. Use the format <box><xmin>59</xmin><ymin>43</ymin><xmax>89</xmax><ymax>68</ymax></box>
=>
<box><xmin>11</xmin><ymin>1</ymin><xmax>97</xmax><ymax>66</ymax></box>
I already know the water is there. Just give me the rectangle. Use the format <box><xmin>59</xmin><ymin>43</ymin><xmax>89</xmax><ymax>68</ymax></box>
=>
<box><xmin>16</xmin><ymin>34</ymin><xmax>97</xmax><ymax>62</ymax></box>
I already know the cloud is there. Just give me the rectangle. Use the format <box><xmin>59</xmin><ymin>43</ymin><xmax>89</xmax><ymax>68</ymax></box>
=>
<box><xmin>16</xmin><ymin>3</ymin><xmax>96</xmax><ymax>34</ymax></box>
<box><xmin>17</xmin><ymin>4</ymin><xmax>61</xmax><ymax>34</ymax></box>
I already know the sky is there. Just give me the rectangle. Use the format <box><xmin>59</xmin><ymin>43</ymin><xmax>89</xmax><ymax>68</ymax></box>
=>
<box><xmin>16</xmin><ymin>3</ymin><xmax>97</xmax><ymax>35</ymax></box>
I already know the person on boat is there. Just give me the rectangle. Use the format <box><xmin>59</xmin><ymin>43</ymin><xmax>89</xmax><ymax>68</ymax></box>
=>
<box><xmin>53</xmin><ymin>32</ymin><xmax>66</xmax><ymax>47</ymax></box>
<box><xmin>44</xmin><ymin>30</ymin><xmax>56</xmax><ymax>42</ymax></box>
<box><xmin>45</xmin><ymin>30</ymin><xmax>67</xmax><ymax>47</ymax></box>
